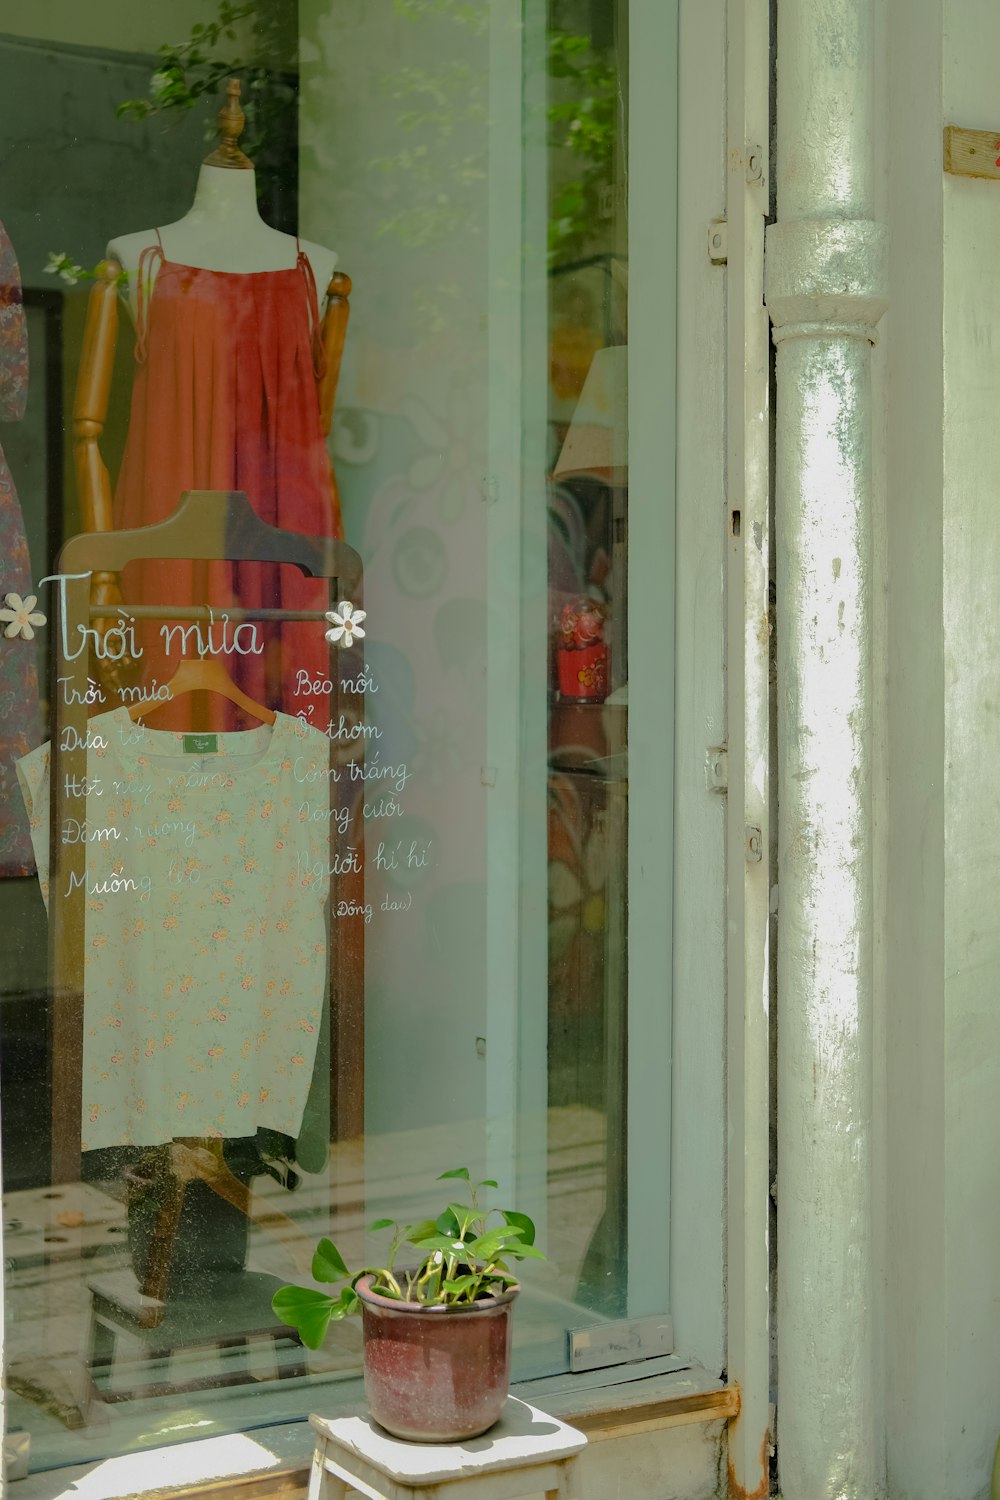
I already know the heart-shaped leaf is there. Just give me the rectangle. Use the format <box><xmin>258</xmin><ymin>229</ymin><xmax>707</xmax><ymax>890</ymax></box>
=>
<box><xmin>312</xmin><ymin>1238</ymin><xmax>350</xmax><ymax>1283</ymax></box>
<box><xmin>502</xmin><ymin>1209</ymin><xmax>537</xmax><ymax>1246</ymax></box>
<box><xmin>271</xmin><ymin>1287</ymin><xmax>340</xmax><ymax>1349</ymax></box>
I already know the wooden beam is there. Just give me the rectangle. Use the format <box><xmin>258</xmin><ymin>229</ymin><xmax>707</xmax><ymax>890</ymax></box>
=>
<box><xmin>944</xmin><ymin>124</ymin><xmax>1000</xmax><ymax>180</ymax></box>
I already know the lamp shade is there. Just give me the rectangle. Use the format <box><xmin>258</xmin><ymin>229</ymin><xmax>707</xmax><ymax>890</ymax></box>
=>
<box><xmin>553</xmin><ymin>344</ymin><xmax>628</xmax><ymax>482</ymax></box>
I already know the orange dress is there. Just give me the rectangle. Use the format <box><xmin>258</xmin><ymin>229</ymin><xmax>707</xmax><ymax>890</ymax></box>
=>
<box><xmin>114</xmin><ymin>232</ymin><xmax>343</xmax><ymax>727</ymax></box>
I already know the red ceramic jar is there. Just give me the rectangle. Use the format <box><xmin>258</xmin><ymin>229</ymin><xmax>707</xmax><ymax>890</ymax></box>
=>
<box><xmin>356</xmin><ymin>1275</ymin><xmax>519</xmax><ymax>1442</ymax></box>
<box><xmin>556</xmin><ymin>642</ymin><xmax>608</xmax><ymax>701</ymax></box>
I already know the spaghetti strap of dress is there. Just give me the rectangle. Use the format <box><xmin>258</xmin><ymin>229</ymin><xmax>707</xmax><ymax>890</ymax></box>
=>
<box><xmin>135</xmin><ymin>232</ymin><xmax>165</xmax><ymax>364</ymax></box>
<box><xmin>296</xmin><ymin>238</ymin><xmax>327</xmax><ymax>382</ymax></box>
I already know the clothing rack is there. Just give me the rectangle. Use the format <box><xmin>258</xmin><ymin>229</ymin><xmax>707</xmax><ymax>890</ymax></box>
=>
<box><xmin>50</xmin><ymin>489</ymin><xmax>366</xmax><ymax>1185</ymax></box>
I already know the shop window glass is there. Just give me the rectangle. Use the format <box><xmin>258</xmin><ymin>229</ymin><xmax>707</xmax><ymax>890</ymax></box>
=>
<box><xmin>0</xmin><ymin>0</ymin><xmax>676</xmax><ymax>1471</ymax></box>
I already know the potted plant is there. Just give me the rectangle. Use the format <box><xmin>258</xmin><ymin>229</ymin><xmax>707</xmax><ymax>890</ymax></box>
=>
<box><xmin>272</xmin><ymin>1168</ymin><xmax>544</xmax><ymax>1442</ymax></box>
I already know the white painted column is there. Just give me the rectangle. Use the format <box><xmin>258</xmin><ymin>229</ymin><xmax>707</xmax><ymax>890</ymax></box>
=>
<box><xmin>765</xmin><ymin>2</ymin><xmax>887</xmax><ymax>1495</ymax></box>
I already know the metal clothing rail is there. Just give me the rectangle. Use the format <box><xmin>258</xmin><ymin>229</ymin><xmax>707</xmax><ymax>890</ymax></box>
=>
<box><xmin>88</xmin><ymin>606</ymin><xmax>336</xmax><ymax>622</ymax></box>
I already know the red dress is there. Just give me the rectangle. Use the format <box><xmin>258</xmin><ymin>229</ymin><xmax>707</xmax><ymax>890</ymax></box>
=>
<box><xmin>114</xmin><ymin>232</ymin><xmax>342</xmax><ymax>727</ymax></box>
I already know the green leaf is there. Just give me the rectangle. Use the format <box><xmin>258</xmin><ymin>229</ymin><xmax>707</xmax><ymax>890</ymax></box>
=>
<box><xmin>437</xmin><ymin>1166</ymin><xmax>471</xmax><ymax>1182</ymax></box>
<box><xmin>502</xmin><ymin>1209</ymin><xmax>537</xmax><ymax>1246</ymax></box>
<box><xmin>367</xmin><ymin>1217</ymin><xmax>396</xmax><ymax>1233</ymax></box>
<box><xmin>271</xmin><ymin>1287</ymin><xmax>340</xmax><ymax>1349</ymax></box>
<box><xmin>435</xmin><ymin>1207</ymin><xmax>461</xmax><ymax>1236</ymax></box>
<box><xmin>447</xmin><ymin>1204</ymin><xmax>478</xmax><ymax>1234</ymax></box>
<box><xmin>468</xmin><ymin>1226</ymin><xmax>525</xmax><ymax>1262</ymax></box>
<box><xmin>405</xmin><ymin>1218</ymin><xmax>439</xmax><ymax>1244</ymax></box>
<box><xmin>367</xmin><ymin>1277</ymin><xmax>404</xmax><ymax>1300</ymax></box>
<box><xmin>442</xmin><ymin>1274</ymin><xmax>479</xmax><ymax>1298</ymax></box>
<box><xmin>505</xmin><ymin>1243</ymin><xmax>546</xmax><ymax>1261</ymax></box>
<box><xmin>477</xmin><ymin>1179</ymin><xmax>498</xmax><ymax>1190</ymax></box>
<box><xmin>312</xmin><ymin>1237</ymin><xmax>350</xmax><ymax>1283</ymax></box>
<box><xmin>409</xmin><ymin>1232</ymin><xmax>467</xmax><ymax>1255</ymax></box>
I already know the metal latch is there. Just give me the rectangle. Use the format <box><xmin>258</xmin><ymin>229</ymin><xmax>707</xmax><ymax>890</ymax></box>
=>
<box><xmin>707</xmin><ymin>219</ymin><xmax>728</xmax><ymax>264</ymax></box>
<box><xmin>705</xmin><ymin>745</ymin><xmax>728</xmax><ymax>792</ymax></box>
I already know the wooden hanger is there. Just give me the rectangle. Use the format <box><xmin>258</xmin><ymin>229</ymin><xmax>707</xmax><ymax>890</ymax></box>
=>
<box><xmin>61</xmin><ymin>488</ymin><xmax>362</xmax><ymax>589</ymax></box>
<box><xmin>127</xmin><ymin>652</ymin><xmax>276</xmax><ymax>725</ymax></box>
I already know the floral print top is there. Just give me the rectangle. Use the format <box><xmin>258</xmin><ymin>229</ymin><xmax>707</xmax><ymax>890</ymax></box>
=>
<box><xmin>17</xmin><ymin>710</ymin><xmax>338</xmax><ymax>1151</ymax></box>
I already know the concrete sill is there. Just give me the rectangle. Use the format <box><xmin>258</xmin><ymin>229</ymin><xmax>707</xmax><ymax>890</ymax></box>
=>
<box><xmin>14</xmin><ymin>1366</ymin><xmax>737</xmax><ymax>1500</ymax></box>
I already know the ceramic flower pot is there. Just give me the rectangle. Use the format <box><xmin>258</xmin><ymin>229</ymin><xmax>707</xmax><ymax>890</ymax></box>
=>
<box><xmin>356</xmin><ymin>1274</ymin><xmax>519</xmax><ymax>1442</ymax></box>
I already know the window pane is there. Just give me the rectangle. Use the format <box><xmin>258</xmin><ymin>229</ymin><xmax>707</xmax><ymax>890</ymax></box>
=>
<box><xmin>0</xmin><ymin>0</ymin><xmax>673</xmax><ymax>1471</ymax></box>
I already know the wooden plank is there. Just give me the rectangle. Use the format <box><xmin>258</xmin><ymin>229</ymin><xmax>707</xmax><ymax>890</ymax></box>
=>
<box><xmin>565</xmin><ymin>1384</ymin><xmax>740</xmax><ymax>1438</ymax></box>
<box><xmin>944</xmin><ymin>125</ymin><xmax>1000</xmax><ymax>179</ymax></box>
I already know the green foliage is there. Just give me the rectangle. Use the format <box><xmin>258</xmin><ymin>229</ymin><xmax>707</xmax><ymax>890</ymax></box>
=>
<box><xmin>547</xmin><ymin>28</ymin><xmax>618</xmax><ymax>264</ymax></box>
<box><xmin>110</xmin><ymin>1</ymin><xmax>618</xmax><ymax>292</ymax></box>
<box><xmin>271</xmin><ymin>1168</ymin><xmax>545</xmax><ymax>1351</ymax></box>
<box><xmin>114</xmin><ymin>0</ymin><xmax>297</xmax><ymax>221</ymax></box>
<box><xmin>392</xmin><ymin>0</ymin><xmax>490</xmax><ymax>34</ymax></box>
<box><xmin>43</xmin><ymin>251</ymin><xmax>129</xmax><ymax>290</ymax></box>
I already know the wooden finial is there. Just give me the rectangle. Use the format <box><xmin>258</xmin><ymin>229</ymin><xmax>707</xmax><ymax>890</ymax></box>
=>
<box><xmin>203</xmin><ymin>78</ymin><xmax>253</xmax><ymax>170</ymax></box>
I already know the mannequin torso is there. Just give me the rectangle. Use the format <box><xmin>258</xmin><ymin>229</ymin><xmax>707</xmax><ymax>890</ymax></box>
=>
<box><xmin>108</xmin><ymin>164</ymin><xmax>337</xmax><ymax>322</ymax></box>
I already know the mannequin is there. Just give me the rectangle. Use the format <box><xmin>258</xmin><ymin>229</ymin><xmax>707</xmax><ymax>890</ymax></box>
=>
<box><xmin>108</xmin><ymin>165</ymin><xmax>337</xmax><ymax>320</ymax></box>
<box><xmin>110</xmin><ymin>76</ymin><xmax>336</xmax><ymax>297</ymax></box>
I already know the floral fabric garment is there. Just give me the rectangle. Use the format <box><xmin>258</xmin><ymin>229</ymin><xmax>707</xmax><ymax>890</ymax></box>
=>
<box><xmin>0</xmin><ymin>219</ymin><xmax>40</xmax><ymax>876</ymax></box>
<box><xmin>17</xmin><ymin>711</ymin><xmax>335</xmax><ymax>1150</ymax></box>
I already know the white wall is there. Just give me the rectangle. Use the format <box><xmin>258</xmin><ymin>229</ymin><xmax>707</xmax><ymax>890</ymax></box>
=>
<box><xmin>941</xmin><ymin>2</ymin><xmax>1000</xmax><ymax>1491</ymax></box>
<box><xmin>882</xmin><ymin>0</ymin><xmax>1000</xmax><ymax>1495</ymax></box>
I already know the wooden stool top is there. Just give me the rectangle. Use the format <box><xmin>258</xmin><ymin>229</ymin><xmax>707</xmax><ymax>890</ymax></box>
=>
<box><xmin>309</xmin><ymin>1398</ymin><xmax>586</xmax><ymax>1486</ymax></box>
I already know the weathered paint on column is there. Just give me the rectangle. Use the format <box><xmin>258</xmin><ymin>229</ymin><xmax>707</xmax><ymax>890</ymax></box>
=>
<box><xmin>765</xmin><ymin>1</ymin><xmax>887</xmax><ymax>1495</ymax></box>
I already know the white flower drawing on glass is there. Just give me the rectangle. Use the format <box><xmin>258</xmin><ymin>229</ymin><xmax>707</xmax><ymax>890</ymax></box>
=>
<box><xmin>0</xmin><ymin>593</ymin><xmax>46</xmax><ymax>640</ymax></box>
<box><xmin>325</xmin><ymin>601</ymin><xmax>367</xmax><ymax>647</ymax></box>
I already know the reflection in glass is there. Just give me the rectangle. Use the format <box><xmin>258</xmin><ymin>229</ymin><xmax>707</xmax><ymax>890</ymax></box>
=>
<box><xmin>0</xmin><ymin>0</ymin><xmax>638</xmax><ymax>1471</ymax></box>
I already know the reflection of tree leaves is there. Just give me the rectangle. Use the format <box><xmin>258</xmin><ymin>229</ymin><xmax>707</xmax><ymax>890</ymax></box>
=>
<box><xmin>114</xmin><ymin>0</ymin><xmax>299</xmax><ymax>229</ymax></box>
<box><xmin>371</xmin><ymin>3</ymin><xmax>617</xmax><ymax>275</ymax></box>
<box><xmin>371</xmin><ymin>53</ymin><xmax>488</xmax><ymax>257</ymax></box>
<box><xmin>392</xmin><ymin>0</ymin><xmax>490</xmax><ymax>35</ymax></box>
<box><xmin>547</xmin><ymin>28</ymin><xmax>618</xmax><ymax>265</ymax></box>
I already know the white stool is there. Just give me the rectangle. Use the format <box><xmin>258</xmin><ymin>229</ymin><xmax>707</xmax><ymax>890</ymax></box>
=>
<box><xmin>307</xmin><ymin>1396</ymin><xmax>586</xmax><ymax>1500</ymax></box>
